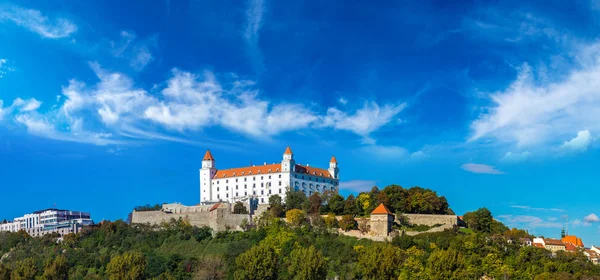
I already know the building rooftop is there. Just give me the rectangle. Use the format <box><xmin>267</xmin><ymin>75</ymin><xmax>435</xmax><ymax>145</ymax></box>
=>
<box><xmin>203</xmin><ymin>150</ymin><xmax>215</xmax><ymax>161</ymax></box>
<box><xmin>213</xmin><ymin>163</ymin><xmax>334</xmax><ymax>179</ymax></box>
<box><xmin>562</xmin><ymin>236</ymin><xmax>584</xmax><ymax>247</ymax></box>
<box><xmin>544</xmin><ymin>238</ymin><xmax>565</xmax><ymax>246</ymax></box>
<box><xmin>371</xmin><ymin>203</ymin><xmax>393</xmax><ymax>215</ymax></box>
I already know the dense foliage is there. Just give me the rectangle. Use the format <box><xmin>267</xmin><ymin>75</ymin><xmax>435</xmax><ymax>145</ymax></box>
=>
<box><xmin>281</xmin><ymin>184</ymin><xmax>453</xmax><ymax>217</ymax></box>
<box><xmin>1</xmin><ymin>215</ymin><xmax>598</xmax><ymax>279</ymax></box>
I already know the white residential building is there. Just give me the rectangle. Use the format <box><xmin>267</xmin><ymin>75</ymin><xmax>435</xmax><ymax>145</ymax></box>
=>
<box><xmin>199</xmin><ymin>147</ymin><xmax>339</xmax><ymax>204</ymax></box>
<box><xmin>0</xmin><ymin>208</ymin><xmax>93</xmax><ymax>237</ymax></box>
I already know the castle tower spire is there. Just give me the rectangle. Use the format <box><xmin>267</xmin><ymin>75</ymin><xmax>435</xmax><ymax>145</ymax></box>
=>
<box><xmin>328</xmin><ymin>155</ymin><xmax>339</xmax><ymax>179</ymax></box>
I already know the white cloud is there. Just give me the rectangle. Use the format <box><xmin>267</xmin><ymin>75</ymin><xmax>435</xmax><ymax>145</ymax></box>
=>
<box><xmin>0</xmin><ymin>98</ymin><xmax>43</xmax><ymax>120</ymax></box>
<box><xmin>501</xmin><ymin>151</ymin><xmax>532</xmax><ymax>162</ymax></box>
<box><xmin>560</xmin><ymin>130</ymin><xmax>593</xmax><ymax>152</ymax></box>
<box><xmin>469</xmin><ymin>43</ymin><xmax>600</xmax><ymax>149</ymax></box>
<box><xmin>461</xmin><ymin>163</ymin><xmax>505</xmax><ymax>174</ymax></box>
<box><xmin>0</xmin><ymin>4</ymin><xmax>77</xmax><ymax>38</ymax></box>
<box><xmin>338</xmin><ymin>97</ymin><xmax>348</xmax><ymax>105</ymax></box>
<box><xmin>110</xmin><ymin>31</ymin><xmax>155</xmax><ymax>71</ymax></box>
<box><xmin>323</xmin><ymin>102</ymin><xmax>407</xmax><ymax>143</ymax></box>
<box><xmin>410</xmin><ymin>150</ymin><xmax>429</xmax><ymax>160</ymax></box>
<box><xmin>4</xmin><ymin>63</ymin><xmax>403</xmax><ymax>146</ymax></box>
<box><xmin>584</xmin><ymin>213</ymin><xmax>600</xmax><ymax>223</ymax></box>
<box><xmin>510</xmin><ymin>205</ymin><xmax>564</xmax><ymax>212</ymax></box>
<box><xmin>244</xmin><ymin>0</ymin><xmax>264</xmax><ymax>45</ymax></box>
<box><xmin>0</xmin><ymin>58</ymin><xmax>15</xmax><ymax>78</ymax></box>
<box><xmin>497</xmin><ymin>214</ymin><xmax>563</xmax><ymax>229</ymax></box>
<box><xmin>339</xmin><ymin>180</ymin><xmax>378</xmax><ymax>193</ymax></box>
<box><xmin>359</xmin><ymin>145</ymin><xmax>409</xmax><ymax>160</ymax></box>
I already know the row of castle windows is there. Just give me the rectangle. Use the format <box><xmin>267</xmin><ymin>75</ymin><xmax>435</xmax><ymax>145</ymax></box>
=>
<box><xmin>216</xmin><ymin>188</ymin><xmax>284</xmax><ymax>199</ymax></box>
<box><xmin>215</xmin><ymin>181</ymin><xmax>283</xmax><ymax>192</ymax></box>
<box><xmin>215</xmin><ymin>174</ymin><xmax>282</xmax><ymax>184</ymax></box>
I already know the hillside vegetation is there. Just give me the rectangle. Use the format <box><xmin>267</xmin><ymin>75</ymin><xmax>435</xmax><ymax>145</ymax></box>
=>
<box><xmin>0</xmin><ymin>185</ymin><xmax>598</xmax><ymax>279</ymax></box>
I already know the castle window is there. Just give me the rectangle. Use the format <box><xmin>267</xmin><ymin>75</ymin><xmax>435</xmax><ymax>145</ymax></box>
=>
<box><xmin>226</xmin><ymin>186</ymin><xmax>229</xmax><ymax>190</ymax></box>
<box><xmin>253</xmin><ymin>177</ymin><xmax>256</xmax><ymax>181</ymax></box>
<box><xmin>236</xmin><ymin>178</ymin><xmax>238</xmax><ymax>182</ymax></box>
<box><xmin>236</xmin><ymin>185</ymin><xmax>238</xmax><ymax>190</ymax></box>
<box><xmin>245</xmin><ymin>191</ymin><xmax>247</xmax><ymax>195</ymax></box>
<box><xmin>217</xmin><ymin>187</ymin><xmax>219</xmax><ymax>191</ymax></box>
<box><xmin>226</xmin><ymin>194</ymin><xmax>229</xmax><ymax>198</ymax></box>
<box><xmin>261</xmin><ymin>183</ymin><xmax>264</xmax><ymax>187</ymax></box>
<box><xmin>279</xmin><ymin>174</ymin><xmax>281</xmax><ymax>178</ymax></box>
<box><xmin>279</xmin><ymin>189</ymin><xmax>282</xmax><ymax>194</ymax></box>
<box><xmin>245</xmin><ymin>184</ymin><xmax>247</xmax><ymax>188</ymax></box>
<box><xmin>253</xmin><ymin>184</ymin><xmax>256</xmax><ymax>188</ymax></box>
<box><xmin>244</xmin><ymin>178</ymin><xmax>247</xmax><ymax>182</ymax></box>
<box><xmin>269</xmin><ymin>190</ymin><xmax>271</xmax><ymax>194</ymax></box>
<box><xmin>236</xmin><ymin>192</ymin><xmax>238</xmax><ymax>196</ymax></box>
<box><xmin>309</xmin><ymin>177</ymin><xmax>312</xmax><ymax>181</ymax></box>
<box><xmin>279</xmin><ymin>181</ymin><xmax>281</xmax><ymax>186</ymax></box>
<box><xmin>261</xmin><ymin>176</ymin><xmax>263</xmax><ymax>180</ymax></box>
<box><xmin>226</xmin><ymin>180</ymin><xmax>228</xmax><ymax>183</ymax></box>
<box><xmin>316</xmin><ymin>178</ymin><xmax>319</xmax><ymax>182</ymax></box>
<box><xmin>253</xmin><ymin>191</ymin><xmax>256</xmax><ymax>195</ymax></box>
<box><xmin>294</xmin><ymin>174</ymin><xmax>297</xmax><ymax>178</ymax></box>
<box><xmin>217</xmin><ymin>181</ymin><xmax>220</xmax><ymax>184</ymax></box>
<box><xmin>268</xmin><ymin>175</ymin><xmax>271</xmax><ymax>179</ymax></box>
<box><xmin>261</xmin><ymin>190</ymin><xmax>264</xmax><ymax>195</ymax></box>
<box><xmin>302</xmin><ymin>176</ymin><xmax>304</xmax><ymax>179</ymax></box>
<box><xmin>261</xmin><ymin>198</ymin><xmax>264</xmax><ymax>203</ymax></box>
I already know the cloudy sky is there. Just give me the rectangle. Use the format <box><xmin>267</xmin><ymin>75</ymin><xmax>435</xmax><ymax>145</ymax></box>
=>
<box><xmin>1</xmin><ymin>0</ymin><xmax>600</xmax><ymax>244</ymax></box>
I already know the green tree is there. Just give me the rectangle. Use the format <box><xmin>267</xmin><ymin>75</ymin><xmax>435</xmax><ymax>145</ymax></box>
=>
<box><xmin>328</xmin><ymin>194</ymin><xmax>345</xmax><ymax>215</ymax></box>
<box><xmin>286</xmin><ymin>209</ymin><xmax>307</xmax><ymax>227</ymax></box>
<box><xmin>339</xmin><ymin>215</ymin><xmax>358</xmax><ymax>231</ymax></box>
<box><xmin>285</xmin><ymin>190</ymin><xmax>308</xmax><ymax>211</ymax></box>
<box><xmin>425</xmin><ymin>248</ymin><xmax>466</xmax><ymax>279</ymax></box>
<box><xmin>268</xmin><ymin>194</ymin><xmax>285</xmax><ymax>217</ymax></box>
<box><xmin>0</xmin><ymin>264</ymin><xmax>11</xmax><ymax>280</ymax></box>
<box><xmin>356</xmin><ymin>243</ymin><xmax>403</xmax><ymax>280</ymax></box>
<box><xmin>233</xmin><ymin>202</ymin><xmax>249</xmax><ymax>214</ymax></box>
<box><xmin>11</xmin><ymin>258</ymin><xmax>37</xmax><ymax>280</ymax></box>
<box><xmin>463</xmin><ymin>207</ymin><xmax>494</xmax><ymax>233</ymax></box>
<box><xmin>43</xmin><ymin>255</ymin><xmax>69</xmax><ymax>280</ymax></box>
<box><xmin>357</xmin><ymin>193</ymin><xmax>372</xmax><ymax>215</ymax></box>
<box><xmin>106</xmin><ymin>251</ymin><xmax>146</xmax><ymax>280</ymax></box>
<box><xmin>324</xmin><ymin>213</ymin><xmax>339</xmax><ymax>229</ymax></box>
<box><xmin>234</xmin><ymin>243</ymin><xmax>278</xmax><ymax>280</ymax></box>
<box><xmin>307</xmin><ymin>193</ymin><xmax>322</xmax><ymax>214</ymax></box>
<box><xmin>287</xmin><ymin>246</ymin><xmax>327</xmax><ymax>280</ymax></box>
<box><xmin>344</xmin><ymin>194</ymin><xmax>360</xmax><ymax>215</ymax></box>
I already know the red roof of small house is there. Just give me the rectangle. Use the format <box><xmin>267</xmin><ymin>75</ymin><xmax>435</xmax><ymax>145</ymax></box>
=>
<box><xmin>533</xmin><ymin>243</ymin><xmax>545</xmax><ymax>248</ymax></box>
<box><xmin>564</xmin><ymin>242</ymin><xmax>577</xmax><ymax>252</ymax></box>
<box><xmin>544</xmin><ymin>239</ymin><xmax>565</xmax><ymax>246</ymax></box>
<box><xmin>371</xmin><ymin>203</ymin><xmax>393</xmax><ymax>215</ymax></box>
<box><xmin>209</xmin><ymin>203</ymin><xmax>221</xmax><ymax>212</ymax></box>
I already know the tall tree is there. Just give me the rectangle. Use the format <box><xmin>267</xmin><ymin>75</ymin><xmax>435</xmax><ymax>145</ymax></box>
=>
<box><xmin>234</xmin><ymin>243</ymin><xmax>278</xmax><ymax>280</ymax></box>
<box><xmin>106</xmin><ymin>251</ymin><xmax>146</xmax><ymax>280</ymax></box>
<box><xmin>344</xmin><ymin>194</ymin><xmax>360</xmax><ymax>216</ymax></box>
<box><xmin>328</xmin><ymin>194</ymin><xmax>345</xmax><ymax>215</ymax></box>
<box><xmin>307</xmin><ymin>193</ymin><xmax>322</xmax><ymax>214</ymax></box>
<box><xmin>285</xmin><ymin>190</ymin><xmax>308</xmax><ymax>211</ymax></box>
<box><xmin>463</xmin><ymin>207</ymin><xmax>494</xmax><ymax>233</ymax></box>
<box><xmin>287</xmin><ymin>246</ymin><xmax>328</xmax><ymax>280</ymax></box>
<box><xmin>233</xmin><ymin>202</ymin><xmax>249</xmax><ymax>214</ymax></box>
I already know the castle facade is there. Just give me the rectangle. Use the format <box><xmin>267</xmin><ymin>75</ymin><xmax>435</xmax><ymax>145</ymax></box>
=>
<box><xmin>200</xmin><ymin>147</ymin><xmax>339</xmax><ymax>204</ymax></box>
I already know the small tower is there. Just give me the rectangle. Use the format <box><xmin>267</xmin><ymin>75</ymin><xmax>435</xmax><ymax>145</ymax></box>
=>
<box><xmin>370</xmin><ymin>203</ymin><xmax>394</xmax><ymax>236</ymax></box>
<box><xmin>281</xmin><ymin>146</ymin><xmax>295</xmax><ymax>172</ymax></box>
<box><xmin>328</xmin><ymin>155</ymin><xmax>339</xmax><ymax>179</ymax></box>
<box><xmin>200</xmin><ymin>150</ymin><xmax>217</xmax><ymax>203</ymax></box>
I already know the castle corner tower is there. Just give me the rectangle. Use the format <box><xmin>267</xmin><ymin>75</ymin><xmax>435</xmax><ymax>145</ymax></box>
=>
<box><xmin>200</xmin><ymin>150</ymin><xmax>217</xmax><ymax>203</ymax></box>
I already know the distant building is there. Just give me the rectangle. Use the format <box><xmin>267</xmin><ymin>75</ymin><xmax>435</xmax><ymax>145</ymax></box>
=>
<box><xmin>562</xmin><ymin>235</ymin><xmax>584</xmax><ymax>247</ymax></box>
<box><xmin>370</xmin><ymin>203</ymin><xmax>394</xmax><ymax>237</ymax></box>
<box><xmin>0</xmin><ymin>208</ymin><xmax>93</xmax><ymax>237</ymax></box>
<box><xmin>591</xmin><ymin>245</ymin><xmax>600</xmax><ymax>255</ymax></box>
<box><xmin>199</xmin><ymin>147</ymin><xmax>339</xmax><ymax>204</ymax></box>
<box><xmin>543</xmin><ymin>238</ymin><xmax>566</xmax><ymax>253</ymax></box>
<box><xmin>585</xmin><ymin>249</ymin><xmax>600</xmax><ymax>265</ymax></box>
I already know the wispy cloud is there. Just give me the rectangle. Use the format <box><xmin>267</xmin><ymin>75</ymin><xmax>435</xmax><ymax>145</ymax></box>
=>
<box><xmin>0</xmin><ymin>4</ymin><xmax>77</xmax><ymax>39</ymax></box>
<box><xmin>359</xmin><ymin>145</ymin><xmax>409</xmax><ymax>160</ymax></box>
<box><xmin>501</xmin><ymin>151</ymin><xmax>532</xmax><ymax>162</ymax></box>
<box><xmin>243</xmin><ymin>0</ymin><xmax>266</xmax><ymax>72</ymax></box>
<box><xmin>340</xmin><ymin>180</ymin><xmax>378</xmax><ymax>193</ymax></box>
<box><xmin>4</xmin><ymin>63</ymin><xmax>404</xmax><ymax>146</ymax></box>
<box><xmin>510</xmin><ymin>205</ymin><xmax>565</xmax><ymax>212</ymax></box>
<box><xmin>0</xmin><ymin>58</ymin><xmax>15</xmax><ymax>78</ymax></box>
<box><xmin>323</xmin><ymin>102</ymin><xmax>407</xmax><ymax>144</ymax></box>
<box><xmin>110</xmin><ymin>31</ymin><xmax>156</xmax><ymax>71</ymax></box>
<box><xmin>461</xmin><ymin>163</ymin><xmax>505</xmax><ymax>174</ymax></box>
<box><xmin>497</xmin><ymin>214</ymin><xmax>563</xmax><ymax>229</ymax></box>
<box><xmin>469</xmin><ymin>42</ymin><xmax>600</xmax><ymax>150</ymax></box>
<box><xmin>410</xmin><ymin>150</ymin><xmax>429</xmax><ymax>160</ymax></box>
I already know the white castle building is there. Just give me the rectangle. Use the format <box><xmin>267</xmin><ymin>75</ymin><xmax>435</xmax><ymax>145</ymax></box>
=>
<box><xmin>199</xmin><ymin>147</ymin><xmax>339</xmax><ymax>204</ymax></box>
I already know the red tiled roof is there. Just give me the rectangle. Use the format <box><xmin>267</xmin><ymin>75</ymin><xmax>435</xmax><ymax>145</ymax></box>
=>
<box><xmin>533</xmin><ymin>243</ymin><xmax>545</xmax><ymax>248</ymax></box>
<box><xmin>562</xmin><ymin>236</ymin><xmax>584</xmax><ymax>247</ymax></box>
<box><xmin>371</xmin><ymin>203</ymin><xmax>393</xmax><ymax>215</ymax></box>
<box><xmin>214</xmin><ymin>164</ymin><xmax>282</xmax><ymax>178</ymax></box>
<box><xmin>294</xmin><ymin>164</ymin><xmax>333</xmax><ymax>179</ymax></box>
<box><xmin>330</xmin><ymin>155</ymin><xmax>337</xmax><ymax>164</ymax></box>
<box><xmin>544</xmin><ymin>239</ymin><xmax>565</xmax><ymax>246</ymax></box>
<box><xmin>209</xmin><ymin>203</ymin><xmax>221</xmax><ymax>212</ymax></box>
<box><xmin>284</xmin><ymin>146</ymin><xmax>293</xmax><ymax>155</ymax></box>
<box><xmin>203</xmin><ymin>150</ymin><xmax>215</xmax><ymax>161</ymax></box>
<box><xmin>564</xmin><ymin>242</ymin><xmax>577</xmax><ymax>252</ymax></box>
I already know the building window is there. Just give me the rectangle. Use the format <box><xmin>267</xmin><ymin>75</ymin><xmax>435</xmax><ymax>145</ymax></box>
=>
<box><xmin>253</xmin><ymin>183</ymin><xmax>256</xmax><ymax>188</ymax></box>
<box><xmin>261</xmin><ymin>183</ymin><xmax>264</xmax><ymax>187</ymax></box>
<box><xmin>244</xmin><ymin>178</ymin><xmax>247</xmax><ymax>182</ymax></box>
<box><xmin>217</xmin><ymin>181</ymin><xmax>220</xmax><ymax>184</ymax></box>
<box><xmin>279</xmin><ymin>174</ymin><xmax>282</xmax><ymax>178</ymax></box>
<box><xmin>279</xmin><ymin>181</ymin><xmax>281</xmax><ymax>186</ymax></box>
<box><xmin>226</xmin><ymin>194</ymin><xmax>229</xmax><ymax>198</ymax></box>
<box><xmin>253</xmin><ymin>191</ymin><xmax>256</xmax><ymax>195</ymax></box>
<box><xmin>268</xmin><ymin>175</ymin><xmax>271</xmax><ymax>179</ymax></box>
<box><xmin>253</xmin><ymin>177</ymin><xmax>256</xmax><ymax>181</ymax></box>
<box><xmin>236</xmin><ymin>192</ymin><xmax>238</xmax><ymax>196</ymax></box>
<box><xmin>294</xmin><ymin>174</ymin><xmax>297</xmax><ymax>178</ymax></box>
<box><xmin>279</xmin><ymin>189</ymin><xmax>282</xmax><ymax>194</ymax></box>
<box><xmin>245</xmin><ymin>191</ymin><xmax>247</xmax><ymax>195</ymax></box>
<box><xmin>236</xmin><ymin>178</ymin><xmax>238</xmax><ymax>182</ymax></box>
<box><xmin>245</xmin><ymin>184</ymin><xmax>247</xmax><ymax>189</ymax></box>
<box><xmin>269</xmin><ymin>190</ymin><xmax>272</xmax><ymax>194</ymax></box>
<box><xmin>236</xmin><ymin>185</ymin><xmax>238</xmax><ymax>190</ymax></box>
<box><xmin>309</xmin><ymin>177</ymin><xmax>312</xmax><ymax>181</ymax></box>
<box><xmin>226</xmin><ymin>186</ymin><xmax>229</xmax><ymax>190</ymax></box>
<box><xmin>261</xmin><ymin>198</ymin><xmax>264</xmax><ymax>203</ymax></box>
<box><xmin>226</xmin><ymin>180</ymin><xmax>228</xmax><ymax>183</ymax></box>
<box><xmin>217</xmin><ymin>187</ymin><xmax>219</xmax><ymax>191</ymax></box>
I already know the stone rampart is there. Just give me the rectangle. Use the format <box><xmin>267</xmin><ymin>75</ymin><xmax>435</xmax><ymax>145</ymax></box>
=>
<box><xmin>400</xmin><ymin>214</ymin><xmax>459</xmax><ymax>229</ymax></box>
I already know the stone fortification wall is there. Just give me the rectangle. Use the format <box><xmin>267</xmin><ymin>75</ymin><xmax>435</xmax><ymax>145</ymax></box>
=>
<box><xmin>400</xmin><ymin>214</ymin><xmax>459</xmax><ymax>229</ymax></box>
<box><xmin>131</xmin><ymin>202</ymin><xmax>251</xmax><ymax>232</ymax></box>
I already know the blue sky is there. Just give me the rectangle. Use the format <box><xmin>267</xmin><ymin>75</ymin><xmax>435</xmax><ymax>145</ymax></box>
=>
<box><xmin>1</xmin><ymin>0</ymin><xmax>600</xmax><ymax>244</ymax></box>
